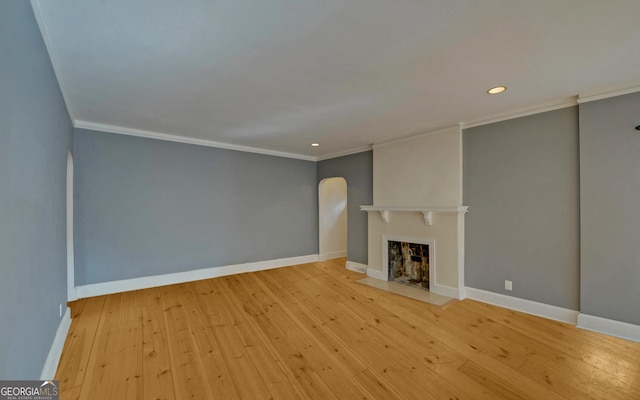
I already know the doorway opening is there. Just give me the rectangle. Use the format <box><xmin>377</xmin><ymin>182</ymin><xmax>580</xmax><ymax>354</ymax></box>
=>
<box><xmin>318</xmin><ymin>177</ymin><xmax>347</xmax><ymax>260</ymax></box>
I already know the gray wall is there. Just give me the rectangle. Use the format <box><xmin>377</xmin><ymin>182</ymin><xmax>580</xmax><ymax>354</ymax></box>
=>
<box><xmin>317</xmin><ymin>151</ymin><xmax>373</xmax><ymax>265</ymax></box>
<box><xmin>463</xmin><ymin>107</ymin><xmax>580</xmax><ymax>310</ymax></box>
<box><xmin>580</xmin><ymin>92</ymin><xmax>640</xmax><ymax>325</ymax></box>
<box><xmin>0</xmin><ymin>2</ymin><xmax>73</xmax><ymax>378</ymax></box>
<box><xmin>74</xmin><ymin>129</ymin><xmax>318</xmax><ymax>285</ymax></box>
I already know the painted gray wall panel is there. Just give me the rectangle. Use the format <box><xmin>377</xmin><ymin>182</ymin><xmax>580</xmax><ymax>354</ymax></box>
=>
<box><xmin>579</xmin><ymin>92</ymin><xmax>640</xmax><ymax>325</ymax></box>
<box><xmin>74</xmin><ymin>129</ymin><xmax>317</xmax><ymax>285</ymax></box>
<box><xmin>317</xmin><ymin>151</ymin><xmax>373</xmax><ymax>265</ymax></box>
<box><xmin>463</xmin><ymin>107</ymin><xmax>580</xmax><ymax>310</ymax></box>
<box><xmin>0</xmin><ymin>2</ymin><xmax>73</xmax><ymax>378</ymax></box>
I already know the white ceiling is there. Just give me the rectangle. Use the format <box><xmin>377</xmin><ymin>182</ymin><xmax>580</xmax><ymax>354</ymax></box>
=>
<box><xmin>33</xmin><ymin>0</ymin><xmax>640</xmax><ymax>159</ymax></box>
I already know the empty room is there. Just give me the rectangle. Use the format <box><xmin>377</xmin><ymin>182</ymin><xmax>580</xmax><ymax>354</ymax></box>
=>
<box><xmin>2</xmin><ymin>1</ymin><xmax>640</xmax><ymax>399</ymax></box>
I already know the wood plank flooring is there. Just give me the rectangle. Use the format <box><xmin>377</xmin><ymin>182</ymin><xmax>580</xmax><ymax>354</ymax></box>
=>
<box><xmin>56</xmin><ymin>259</ymin><xmax>640</xmax><ymax>399</ymax></box>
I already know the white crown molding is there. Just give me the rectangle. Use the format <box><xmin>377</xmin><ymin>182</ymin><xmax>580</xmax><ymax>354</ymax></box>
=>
<box><xmin>31</xmin><ymin>0</ymin><xmax>76</xmax><ymax>121</ymax></box>
<box><xmin>461</xmin><ymin>98</ymin><xmax>578</xmax><ymax>129</ymax></box>
<box><xmin>40</xmin><ymin>307</ymin><xmax>71</xmax><ymax>380</ymax></box>
<box><xmin>75</xmin><ymin>254</ymin><xmax>319</xmax><ymax>299</ymax></box>
<box><xmin>464</xmin><ymin>286</ymin><xmax>579</xmax><ymax>324</ymax></box>
<box><xmin>316</xmin><ymin>146</ymin><xmax>372</xmax><ymax>161</ymax></box>
<box><xmin>74</xmin><ymin>120</ymin><xmax>318</xmax><ymax>162</ymax></box>
<box><xmin>372</xmin><ymin>125</ymin><xmax>460</xmax><ymax>149</ymax></box>
<box><xmin>346</xmin><ymin>261</ymin><xmax>368</xmax><ymax>274</ymax></box>
<box><xmin>577</xmin><ymin>86</ymin><xmax>640</xmax><ymax>104</ymax></box>
<box><xmin>577</xmin><ymin>313</ymin><xmax>640</xmax><ymax>343</ymax></box>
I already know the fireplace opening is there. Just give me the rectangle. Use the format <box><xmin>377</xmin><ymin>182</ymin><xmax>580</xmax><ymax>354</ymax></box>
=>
<box><xmin>388</xmin><ymin>240</ymin><xmax>430</xmax><ymax>290</ymax></box>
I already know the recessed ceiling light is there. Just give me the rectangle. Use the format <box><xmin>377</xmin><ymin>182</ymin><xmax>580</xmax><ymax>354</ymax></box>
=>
<box><xmin>311</xmin><ymin>143</ymin><xmax>320</xmax><ymax>147</ymax></box>
<box><xmin>487</xmin><ymin>86</ymin><xmax>507</xmax><ymax>95</ymax></box>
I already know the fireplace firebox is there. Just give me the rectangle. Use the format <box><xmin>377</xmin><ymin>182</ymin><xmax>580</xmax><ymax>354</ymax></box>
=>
<box><xmin>383</xmin><ymin>236</ymin><xmax>435</xmax><ymax>291</ymax></box>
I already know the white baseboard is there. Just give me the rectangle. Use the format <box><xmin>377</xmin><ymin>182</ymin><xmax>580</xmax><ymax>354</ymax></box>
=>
<box><xmin>464</xmin><ymin>286</ymin><xmax>579</xmax><ymax>325</ymax></box>
<box><xmin>366</xmin><ymin>267</ymin><xmax>386</xmax><ymax>280</ymax></box>
<box><xmin>318</xmin><ymin>250</ymin><xmax>347</xmax><ymax>261</ymax></box>
<box><xmin>41</xmin><ymin>307</ymin><xmax>71</xmax><ymax>380</ymax></box>
<box><xmin>577</xmin><ymin>313</ymin><xmax>640</xmax><ymax>343</ymax></box>
<box><xmin>346</xmin><ymin>261</ymin><xmax>368</xmax><ymax>274</ymax></box>
<box><xmin>431</xmin><ymin>283</ymin><xmax>460</xmax><ymax>300</ymax></box>
<box><xmin>75</xmin><ymin>254</ymin><xmax>319</xmax><ymax>298</ymax></box>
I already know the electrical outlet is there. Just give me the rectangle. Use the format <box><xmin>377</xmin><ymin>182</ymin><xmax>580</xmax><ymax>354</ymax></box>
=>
<box><xmin>505</xmin><ymin>280</ymin><xmax>513</xmax><ymax>291</ymax></box>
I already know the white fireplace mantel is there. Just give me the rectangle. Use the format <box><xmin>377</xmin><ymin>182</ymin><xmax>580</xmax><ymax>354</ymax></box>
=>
<box><xmin>360</xmin><ymin>205</ymin><xmax>469</xmax><ymax>226</ymax></box>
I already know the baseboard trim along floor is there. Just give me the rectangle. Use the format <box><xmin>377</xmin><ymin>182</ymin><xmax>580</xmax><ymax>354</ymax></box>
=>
<box><xmin>75</xmin><ymin>254</ymin><xmax>320</xmax><ymax>299</ymax></box>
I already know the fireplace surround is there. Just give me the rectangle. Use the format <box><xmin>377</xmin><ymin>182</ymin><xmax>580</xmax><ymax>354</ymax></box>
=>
<box><xmin>363</xmin><ymin>208</ymin><xmax>467</xmax><ymax>299</ymax></box>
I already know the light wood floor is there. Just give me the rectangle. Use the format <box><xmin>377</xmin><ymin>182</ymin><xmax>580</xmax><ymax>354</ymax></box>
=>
<box><xmin>56</xmin><ymin>259</ymin><xmax>640</xmax><ymax>400</ymax></box>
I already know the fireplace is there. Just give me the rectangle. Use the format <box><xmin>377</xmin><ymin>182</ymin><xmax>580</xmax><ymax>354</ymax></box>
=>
<box><xmin>383</xmin><ymin>235</ymin><xmax>435</xmax><ymax>291</ymax></box>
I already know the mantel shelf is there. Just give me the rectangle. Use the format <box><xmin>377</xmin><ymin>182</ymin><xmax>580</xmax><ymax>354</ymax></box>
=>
<box><xmin>360</xmin><ymin>205</ymin><xmax>469</xmax><ymax>226</ymax></box>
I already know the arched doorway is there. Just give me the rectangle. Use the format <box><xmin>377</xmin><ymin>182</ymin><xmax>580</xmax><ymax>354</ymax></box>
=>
<box><xmin>318</xmin><ymin>177</ymin><xmax>347</xmax><ymax>260</ymax></box>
